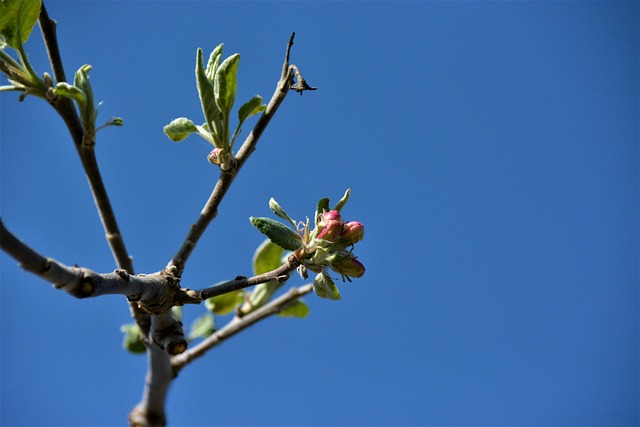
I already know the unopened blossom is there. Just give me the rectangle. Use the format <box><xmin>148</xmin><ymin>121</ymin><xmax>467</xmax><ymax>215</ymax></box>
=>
<box><xmin>316</xmin><ymin>210</ymin><xmax>343</xmax><ymax>242</ymax></box>
<box><xmin>327</xmin><ymin>250</ymin><xmax>366</xmax><ymax>279</ymax></box>
<box><xmin>337</xmin><ymin>221</ymin><xmax>364</xmax><ymax>247</ymax></box>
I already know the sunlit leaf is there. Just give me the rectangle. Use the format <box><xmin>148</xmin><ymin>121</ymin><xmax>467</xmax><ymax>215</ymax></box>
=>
<box><xmin>249</xmin><ymin>217</ymin><xmax>302</xmax><ymax>251</ymax></box>
<box><xmin>0</xmin><ymin>0</ymin><xmax>42</xmax><ymax>49</ymax></box>
<box><xmin>205</xmin><ymin>43</ymin><xmax>223</xmax><ymax>82</ymax></box>
<box><xmin>237</xmin><ymin>94</ymin><xmax>266</xmax><ymax>125</ymax></box>
<box><xmin>214</xmin><ymin>53</ymin><xmax>239</xmax><ymax>115</ymax></box>
<box><xmin>268</xmin><ymin>198</ymin><xmax>296</xmax><ymax>228</ymax></box>
<box><xmin>163</xmin><ymin>117</ymin><xmax>197</xmax><ymax>142</ymax></box>
<box><xmin>332</xmin><ymin>188</ymin><xmax>351</xmax><ymax>212</ymax></box>
<box><xmin>196</xmin><ymin>48</ymin><xmax>222</xmax><ymax>143</ymax></box>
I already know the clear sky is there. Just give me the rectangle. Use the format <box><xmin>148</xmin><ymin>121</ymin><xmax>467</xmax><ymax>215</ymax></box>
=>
<box><xmin>1</xmin><ymin>1</ymin><xmax>638</xmax><ymax>426</ymax></box>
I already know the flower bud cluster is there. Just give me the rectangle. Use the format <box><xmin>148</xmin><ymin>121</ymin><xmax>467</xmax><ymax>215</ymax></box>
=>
<box><xmin>299</xmin><ymin>210</ymin><xmax>365</xmax><ymax>282</ymax></box>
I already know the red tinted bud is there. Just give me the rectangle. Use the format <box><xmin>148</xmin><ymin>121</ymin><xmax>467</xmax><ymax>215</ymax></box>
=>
<box><xmin>208</xmin><ymin>148</ymin><xmax>223</xmax><ymax>165</ymax></box>
<box><xmin>338</xmin><ymin>221</ymin><xmax>364</xmax><ymax>246</ymax></box>
<box><xmin>316</xmin><ymin>210</ymin><xmax>343</xmax><ymax>242</ymax></box>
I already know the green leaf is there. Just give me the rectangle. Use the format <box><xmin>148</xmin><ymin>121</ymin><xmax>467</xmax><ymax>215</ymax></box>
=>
<box><xmin>205</xmin><ymin>289</ymin><xmax>244</xmax><ymax>315</ymax></box>
<box><xmin>230</xmin><ymin>94</ymin><xmax>265</xmax><ymax>149</ymax></box>
<box><xmin>54</xmin><ymin>82</ymin><xmax>85</xmax><ymax>104</ymax></box>
<box><xmin>163</xmin><ymin>117</ymin><xmax>197</xmax><ymax>142</ymax></box>
<box><xmin>105</xmin><ymin>117</ymin><xmax>123</xmax><ymax>127</ymax></box>
<box><xmin>315</xmin><ymin>197</ymin><xmax>330</xmax><ymax>221</ymax></box>
<box><xmin>313</xmin><ymin>271</ymin><xmax>341</xmax><ymax>300</ymax></box>
<box><xmin>214</xmin><ymin>53</ymin><xmax>240</xmax><ymax>115</ymax></box>
<box><xmin>205</xmin><ymin>43</ymin><xmax>223</xmax><ymax>82</ymax></box>
<box><xmin>332</xmin><ymin>188</ymin><xmax>351</xmax><ymax>212</ymax></box>
<box><xmin>253</xmin><ymin>239</ymin><xmax>285</xmax><ymax>275</ymax></box>
<box><xmin>250</xmin><ymin>217</ymin><xmax>302</xmax><ymax>251</ymax></box>
<box><xmin>268</xmin><ymin>198</ymin><xmax>296</xmax><ymax>228</ymax></box>
<box><xmin>120</xmin><ymin>323</ymin><xmax>146</xmax><ymax>354</ymax></box>
<box><xmin>0</xmin><ymin>0</ymin><xmax>42</xmax><ymax>49</ymax></box>
<box><xmin>237</xmin><ymin>94</ymin><xmax>266</xmax><ymax>125</ymax></box>
<box><xmin>277</xmin><ymin>300</ymin><xmax>310</xmax><ymax>318</ymax></box>
<box><xmin>187</xmin><ymin>313</ymin><xmax>215</xmax><ymax>341</ymax></box>
<box><xmin>196</xmin><ymin>48</ymin><xmax>222</xmax><ymax>145</ymax></box>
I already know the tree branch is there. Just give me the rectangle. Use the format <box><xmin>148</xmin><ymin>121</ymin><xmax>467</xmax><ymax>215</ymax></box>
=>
<box><xmin>195</xmin><ymin>256</ymin><xmax>299</xmax><ymax>301</ymax></box>
<box><xmin>38</xmin><ymin>2</ymin><xmax>134</xmax><ymax>275</ymax></box>
<box><xmin>0</xmin><ymin>219</ymin><xmax>185</xmax><ymax>310</ymax></box>
<box><xmin>129</xmin><ymin>344</ymin><xmax>173</xmax><ymax>427</ymax></box>
<box><xmin>166</xmin><ymin>32</ymin><xmax>312</xmax><ymax>277</ymax></box>
<box><xmin>171</xmin><ymin>283</ymin><xmax>314</xmax><ymax>372</ymax></box>
<box><xmin>39</xmin><ymin>1</ymin><xmax>148</xmax><ymax>339</ymax></box>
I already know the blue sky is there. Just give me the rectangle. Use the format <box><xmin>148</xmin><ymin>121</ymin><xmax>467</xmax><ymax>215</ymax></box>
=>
<box><xmin>1</xmin><ymin>1</ymin><xmax>638</xmax><ymax>426</ymax></box>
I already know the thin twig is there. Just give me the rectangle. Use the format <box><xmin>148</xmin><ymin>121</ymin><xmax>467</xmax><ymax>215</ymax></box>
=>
<box><xmin>39</xmin><ymin>1</ymin><xmax>146</xmax><ymax>335</ymax></box>
<box><xmin>171</xmin><ymin>283</ymin><xmax>314</xmax><ymax>372</ymax></box>
<box><xmin>167</xmin><ymin>33</ymin><xmax>301</xmax><ymax>277</ymax></box>
<box><xmin>38</xmin><ymin>3</ymin><xmax>67</xmax><ymax>84</ymax></box>
<box><xmin>196</xmin><ymin>257</ymin><xmax>299</xmax><ymax>301</ymax></box>
<box><xmin>38</xmin><ymin>2</ymin><xmax>134</xmax><ymax>274</ymax></box>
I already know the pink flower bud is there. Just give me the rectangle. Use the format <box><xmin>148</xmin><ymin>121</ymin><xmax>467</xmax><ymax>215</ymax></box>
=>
<box><xmin>316</xmin><ymin>210</ymin><xmax>343</xmax><ymax>242</ymax></box>
<box><xmin>337</xmin><ymin>221</ymin><xmax>364</xmax><ymax>246</ymax></box>
<box><xmin>328</xmin><ymin>251</ymin><xmax>365</xmax><ymax>279</ymax></box>
<box><xmin>208</xmin><ymin>148</ymin><xmax>223</xmax><ymax>165</ymax></box>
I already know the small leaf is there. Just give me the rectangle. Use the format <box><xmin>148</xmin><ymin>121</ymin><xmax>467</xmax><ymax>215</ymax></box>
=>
<box><xmin>187</xmin><ymin>313</ymin><xmax>215</xmax><ymax>341</ymax></box>
<box><xmin>196</xmin><ymin>48</ymin><xmax>222</xmax><ymax>145</ymax></box>
<box><xmin>205</xmin><ymin>289</ymin><xmax>244</xmax><ymax>315</ymax></box>
<box><xmin>277</xmin><ymin>300</ymin><xmax>310</xmax><ymax>318</ymax></box>
<box><xmin>205</xmin><ymin>43</ymin><xmax>224</xmax><ymax>82</ymax></box>
<box><xmin>253</xmin><ymin>239</ymin><xmax>285</xmax><ymax>276</ymax></box>
<box><xmin>54</xmin><ymin>82</ymin><xmax>85</xmax><ymax>104</ymax></box>
<box><xmin>214</xmin><ymin>53</ymin><xmax>240</xmax><ymax>115</ymax></box>
<box><xmin>237</xmin><ymin>95</ymin><xmax>266</xmax><ymax>125</ymax></box>
<box><xmin>163</xmin><ymin>117</ymin><xmax>197</xmax><ymax>142</ymax></box>
<box><xmin>120</xmin><ymin>323</ymin><xmax>146</xmax><ymax>354</ymax></box>
<box><xmin>0</xmin><ymin>0</ymin><xmax>42</xmax><ymax>49</ymax></box>
<box><xmin>332</xmin><ymin>188</ymin><xmax>351</xmax><ymax>212</ymax></box>
<box><xmin>268</xmin><ymin>198</ymin><xmax>296</xmax><ymax>228</ymax></box>
<box><xmin>105</xmin><ymin>117</ymin><xmax>123</xmax><ymax>127</ymax></box>
<box><xmin>250</xmin><ymin>217</ymin><xmax>302</xmax><ymax>251</ymax></box>
<box><xmin>315</xmin><ymin>198</ymin><xmax>330</xmax><ymax>225</ymax></box>
<box><xmin>313</xmin><ymin>271</ymin><xmax>341</xmax><ymax>300</ymax></box>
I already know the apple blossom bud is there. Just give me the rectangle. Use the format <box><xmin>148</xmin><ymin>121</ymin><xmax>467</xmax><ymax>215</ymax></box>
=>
<box><xmin>337</xmin><ymin>221</ymin><xmax>364</xmax><ymax>246</ymax></box>
<box><xmin>327</xmin><ymin>251</ymin><xmax>365</xmax><ymax>279</ymax></box>
<box><xmin>208</xmin><ymin>147</ymin><xmax>223</xmax><ymax>165</ymax></box>
<box><xmin>316</xmin><ymin>210</ymin><xmax>343</xmax><ymax>242</ymax></box>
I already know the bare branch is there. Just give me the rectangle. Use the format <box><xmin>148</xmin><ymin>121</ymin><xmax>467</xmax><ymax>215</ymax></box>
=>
<box><xmin>38</xmin><ymin>3</ymin><xmax>67</xmax><ymax>85</ymax></box>
<box><xmin>171</xmin><ymin>283</ymin><xmax>314</xmax><ymax>372</ymax></box>
<box><xmin>0</xmin><ymin>219</ymin><xmax>184</xmax><ymax>312</ymax></box>
<box><xmin>38</xmin><ymin>2</ymin><xmax>147</xmax><ymax>337</ymax></box>
<box><xmin>38</xmin><ymin>2</ymin><xmax>134</xmax><ymax>274</ymax></box>
<box><xmin>196</xmin><ymin>256</ymin><xmax>299</xmax><ymax>301</ymax></box>
<box><xmin>129</xmin><ymin>344</ymin><xmax>173</xmax><ymax>427</ymax></box>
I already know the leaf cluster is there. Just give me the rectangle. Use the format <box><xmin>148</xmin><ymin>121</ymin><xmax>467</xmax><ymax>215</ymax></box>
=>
<box><xmin>163</xmin><ymin>44</ymin><xmax>266</xmax><ymax>168</ymax></box>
